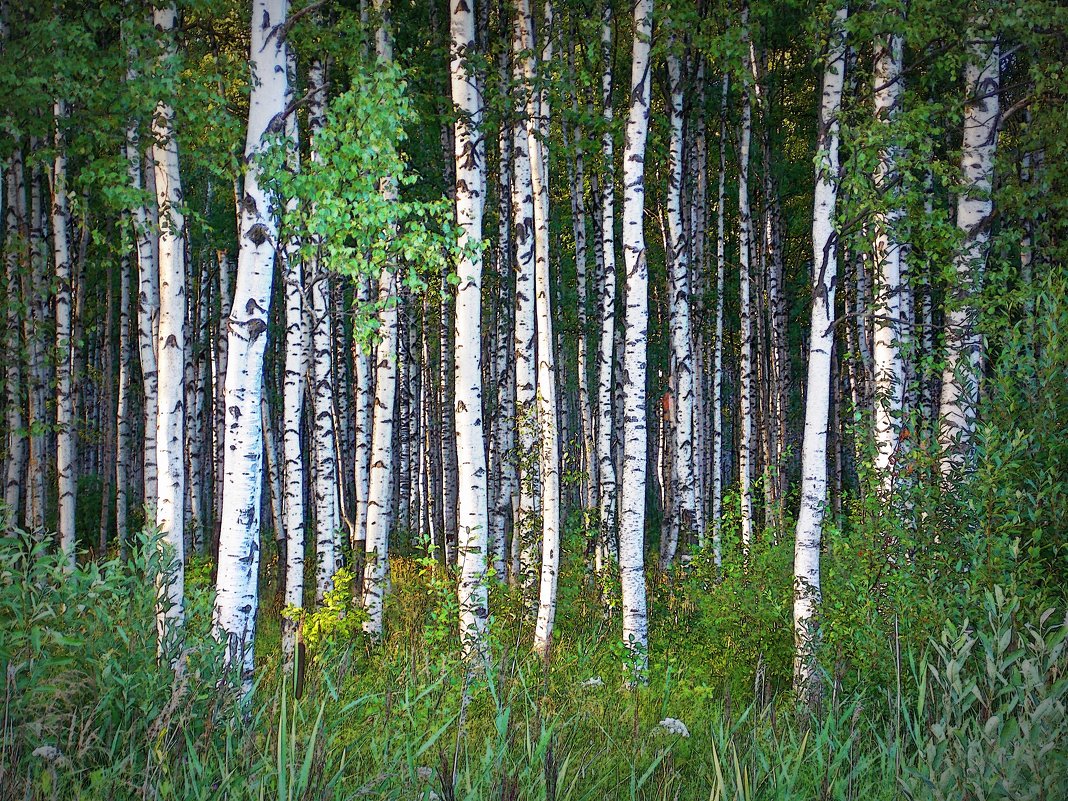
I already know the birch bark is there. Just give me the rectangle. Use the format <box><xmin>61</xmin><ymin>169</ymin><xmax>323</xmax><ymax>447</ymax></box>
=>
<box><xmin>53</xmin><ymin>100</ymin><xmax>76</xmax><ymax>566</ymax></box>
<box><xmin>663</xmin><ymin>44</ymin><xmax>695</xmax><ymax>568</ymax></box>
<box><xmin>451</xmin><ymin>0</ymin><xmax>490</xmax><ymax>656</ymax></box>
<box><xmin>938</xmin><ymin>37</ymin><xmax>999</xmax><ymax>475</ymax></box>
<box><xmin>619</xmin><ymin>0</ymin><xmax>653</xmax><ymax>679</ymax></box>
<box><xmin>213</xmin><ymin>0</ymin><xmax>288</xmax><ymax>689</ymax></box>
<box><xmin>711</xmin><ymin>74</ymin><xmax>728</xmax><ymax>566</ymax></box>
<box><xmin>151</xmin><ymin>1</ymin><xmax>187</xmax><ymax>646</ymax></box>
<box><xmin>362</xmin><ymin>2</ymin><xmax>400</xmax><ymax>640</ymax></box>
<box><xmin>794</xmin><ymin>4</ymin><xmax>847</xmax><ymax>705</ymax></box>
<box><xmin>3</xmin><ymin>151</ymin><xmax>25</xmax><ymax>520</ymax></box>
<box><xmin>595</xmin><ymin>1</ymin><xmax>618</xmax><ymax>572</ymax></box>
<box><xmin>738</xmin><ymin>8</ymin><xmax>755</xmax><ymax>556</ymax></box>
<box><xmin>872</xmin><ymin>31</ymin><xmax>905</xmax><ymax>497</ymax></box>
<box><xmin>528</xmin><ymin>0</ymin><xmax>561</xmax><ymax>660</ymax></box>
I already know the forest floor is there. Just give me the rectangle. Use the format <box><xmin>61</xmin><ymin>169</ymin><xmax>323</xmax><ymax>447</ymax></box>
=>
<box><xmin>1</xmin><ymin>524</ymin><xmax>1065</xmax><ymax>800</ymax></box>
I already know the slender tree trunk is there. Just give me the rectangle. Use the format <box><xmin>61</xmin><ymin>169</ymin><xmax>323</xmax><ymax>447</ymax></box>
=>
<box><xmin>25</xmin><ymin>159</ymin><xmax>47</xmax><ymax>532</ymax></box>
<box><xmin>512</xmin><ymin>0</ymin><xmax>539</xmax><ymax>597</ymax></box>
<box><xmin>151</xmin><ymin>1</ymin><xmax>187</xmax><ymax>650</ymax></box>
<box><xmin>663</xmin><ymin>44</ymin><xmax>695</xmax><ymax>568</ymax></box>
<box><xmin>595</xmin><ymin>1</ymin><xmax>618</xmax><ymax>573</ymax></box>
<box><xmin>52</xmin><ymin>100</ymin><xmax>76</xmax><ymax>565</ymax></box>
<box><xmin>619</xmin><ymin>0</ymin><xmax>653</xmax><ymax>680</ymax></box>
<box><xmin>115</xmin><ymin>248</ymin><xmax>131</xmax><ymax>556</ymax></box>
<box><xmin>793</xmin><ymin>4</ymin><xmax>847</xmax><ymax>706</ymax></box>
<box><xmin>213</xmin><ymin>0</ymin><xmax>288</xmax><ymax>690</ymax></box>
<box><xmin>872</xmin><ymin>31</ymin><xmax>906</xmax><ymax>497</ymax></box>
<box><xmin>938</xmin><ymin>36</ymin><xmax>999</xmax><ymax>474</ymax></box>
<box><xmin>738</xmin><ymin>8</ymin><xmax>755</xmax><ymax>556</ymax></box>
<box><xmin>526</xmin><ymin>0</ymin><xmax>561</xmax><ymax>660</ymax></box>
<box><xmin>451</xmin><ymin>0</ymin><xmax>489</xmax><ymax>656</ymax></box>
<box><xmin>565</xmin><ymin>37</ymin><xmax>597</xmax><ymax>526</ymax></box>
<box><xmin>362</xmin><ymin>267</ymin><xmax>398</xmax><ymax>639</ymax></box>
<box><xmin>489</xmin><ymin>36</ymin><xmax>514</xmax><ymax>578</ymax></box>
<box><xmin>3</xmin><ymin>150</ymin><xmax>25</xmax><ymax>521</ymax></box>
<box><xmin>280</xmin><ymin>229</ymin><xmax>307</xmax><ymax>667</ymax></box>
<box><xmin>711</xmin><ymin>74</ymin><xmax>728</xmax><ymax>566</ymax></box>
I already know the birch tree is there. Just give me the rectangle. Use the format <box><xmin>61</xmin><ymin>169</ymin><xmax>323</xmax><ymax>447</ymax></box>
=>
<box><xmin>527</xmin><ymin>0</ymin><xmax>562</xmax><ymax>660</ymax></box>
<box><xmin>662</xmin><ymin>38</ymin><xmax>695</xmax><ymax>569</ymax></box>
<box><xmin>594</xmin><ymin>0</ymin><xmax>618</xmax><ymax>573</ymax></box>
<box><xmin>711</xmin><ymin>73</ymin><xmax>728</xmax><ymax>566</ymax></box>
<box><xmin>938</xmin><ymin>35</ymin><xmax>999</xmax><ymax>475</ymax></box>
<box><xmin>213</xmin><ymin>0</ymin><xmax>288</xmax><ymax>689</ymax></box>
<box><xmin>4</xmin><ymin>151</ymin><xmax>25</xmax><ymax>520</ymax></box>
<box><xmin>451</xmin><ymin>0</ymin><xmax>490</xmax><ymax>656</ymax></box>
<box><xmin>151</xmin><ymin>1</ymin><xmax>187</xmax><ymax>645</ymax></box>
<box><xmin>871</xmin><ymin>27</ymin><xmax>905</xmax><ymax>496</ymax></box>
<box><xmin>619</xmin><ymin>0</ymin><xmax>653</xmax><ymax>680</ymax></box>
<box><xmin>512</xmin><ymin>0</ymin><xmax>539</xmax><ymax>597</ymax></box>
<box><xmin>737</xmin><ymin>7</ymin><xmax>755</xmax><ymax>555</ymax></box>
<box><xmin>362</xmin><ymin>1</ymin><xmax>401</xmax><ymax>642</ymax></box>
<box><xmin>794</xmin><ymin>3</ymin><xmax>847</xmax><ymax>706</ymax></box>
<box><xmin>53</xmin><ymin>99</ymin><xmax>76</xmax><ymax>566</ymax></box>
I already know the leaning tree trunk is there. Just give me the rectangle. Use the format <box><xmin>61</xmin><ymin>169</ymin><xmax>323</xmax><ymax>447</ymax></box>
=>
<box><xmin>793</xmin><ymin>3</ymin><xmax>847</xmax><ymax>707</ymax></box>
<box><xmin>213</xmin><ymin>0</ymin><xmax>288</xmax><ymax>691</ymax></box>
<box><xmin>938</xmin><ymin>36</ymin><xmax>999</xmax><ymax>475</ymax></box>
<box><xmin>528</xmin><ymin>0</ymin><xmax>561</xmax><ymax>660</ymax></box>
<box><xmin>451</xmin><ymin>0</ymin><xmax>490</xmax><ymax>658</ymax></box>
<box><xmin>619</xmin><ymin>0</ymin><xmax>653</xmax><ymax>681</ymax></box>
<box><xmin>151</xmin><ymin>1</ymin><xmax>187</xmax><ymax>651</ymax></box>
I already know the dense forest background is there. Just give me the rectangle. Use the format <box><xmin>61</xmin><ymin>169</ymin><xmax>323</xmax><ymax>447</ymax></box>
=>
<box><xmin>0</xmin><ymin>0</ymin><xmax>1066</xmax><ymax>798</ymax></box>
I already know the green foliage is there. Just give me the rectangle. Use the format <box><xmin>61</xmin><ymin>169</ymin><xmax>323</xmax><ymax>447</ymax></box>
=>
<box><xmin>903</xmin><ymin>588</ymin><xmax>1068</xmax><ymax>800</ymax></box>
<box><xmin>287</xmin><ymin>566</ymin><xmax>367</xmax><ymax>665</ymax></box>
<box><xmin>259</xmin><ymin>59</ymin><xmax>475</xmax><ymax>346</ymax></box>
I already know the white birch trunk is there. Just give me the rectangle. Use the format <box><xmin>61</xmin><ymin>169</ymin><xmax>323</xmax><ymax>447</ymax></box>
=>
<box><xmin>451</xmin><ymin>0</ymin><xmax>489</xmax><ymax>656</ymax></box>
<box><xmin>353</xmin><ymin>276</ymin><xmax>373</xmax><ymax>543</ymax></box>
<box><xmin>938</xmin><ymin>37</ymin><xmax>999</xmax><ymax>474</ymax></box>
<box><xmin>310</xmin><ymin>267</ymin><xmax>339</xmax><ymax>599</ymax></box>
<box><xmin>361</xmin><ymin>5</ymin><xmax>400</xmax><ymax>639</ymax></box>
<box><xmin>794</xmin><ymin>4</ymin><xmax>847</xmax><ymax>705</ymax></box>
<box><xmin>212</xmin><ymin>0</ymin><xmax>288</xmax><ymax>690</ymax></box>
<box><xmin>151</xmin><ymin>2</ymin><xmax>187</xmax><ymax>648</ymax></box>
<box><xmin>3</xmin><ymin>151</ymin><xmax>25</xmax><ymax>520</ymax></box>
<box><xmin>25</xmin><ymin>159</ymin><xmax>47</xmax><ymax>532</ymax></box>
<box><xmin>512</xmin><ymin>0</ymin><xmax>539</xmax><ymax>597</ymax></box>
<box><xmin>116</xmin><ymin>248</ymin><xmax>132</xmax><ymax>555</ymax></box>
<box><xmin>738</xmin><ymin>9</ymin><xmax>755</xmax><ymax>555</ymax></box>
<box><xmin>872</xmin><ymin>32</ymin><xmax>905</xmax><ymax>497</ymax></box>
<box><xmin>127</xmin><ymin>100</ymin><xmax>159</xmax><ymax>515</ymax></box>
<box><xmin>711</xmin><ymin>74</ymin><xmax>728</xmax><ymax>566</ymax></box>
<box><xmin>528</xmin><ymin>0</ymin><xmax>561</xmax><ymax>660</ymax></box>
<box><xmin>280</xmin><ymin>249</ymin><xmax>306</xmax><ymax>665</ymax></box>
<box><xmin>595</xmin><ymin>1</ymin><xmax>618</xmax><ymax>572</ymax></box>
<box><xmin>663</xmin><ymin>45</ymin><xmax>695</xmax><ymax>568</ymax></box>
<box><xmin>52</xmin><ymin>100</ymin><xmax>76</xmax><ymax>566</ymax></box>
<box><xmin>361</xmin><ymin>268</ymin><xmax>397</xmax><ymax>639</ymax></box>
<box><xmin>619</xmin><ymin>0</ymin><xmax>653</xmax><ymax>679</ymax></box>
<box><xmin>280</xmin><ymin>112</ymin><xmax>307</xmax><ymax>666</ymax></box>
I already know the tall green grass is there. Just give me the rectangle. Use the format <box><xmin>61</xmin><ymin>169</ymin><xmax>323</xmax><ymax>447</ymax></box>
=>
<box><xmin>0</xmin><ymin>529</ymin><xmax>1064</xmax><ymax>800</ymax></box>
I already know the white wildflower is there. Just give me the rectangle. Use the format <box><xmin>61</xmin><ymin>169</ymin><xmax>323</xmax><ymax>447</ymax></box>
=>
<box><xmin>656</xmin><ymin>718</ymin><xmax>690</xmax><ymax>738</ymax></box>
<box><xmin>581</xmin><ymin>676</ymin><xmax>604</xmax><ymax>687</ymax></box>
<box><xmin>32</xmin><ymin>745</ymin><xmax>67</xmax><ymax>764</ymax></box>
